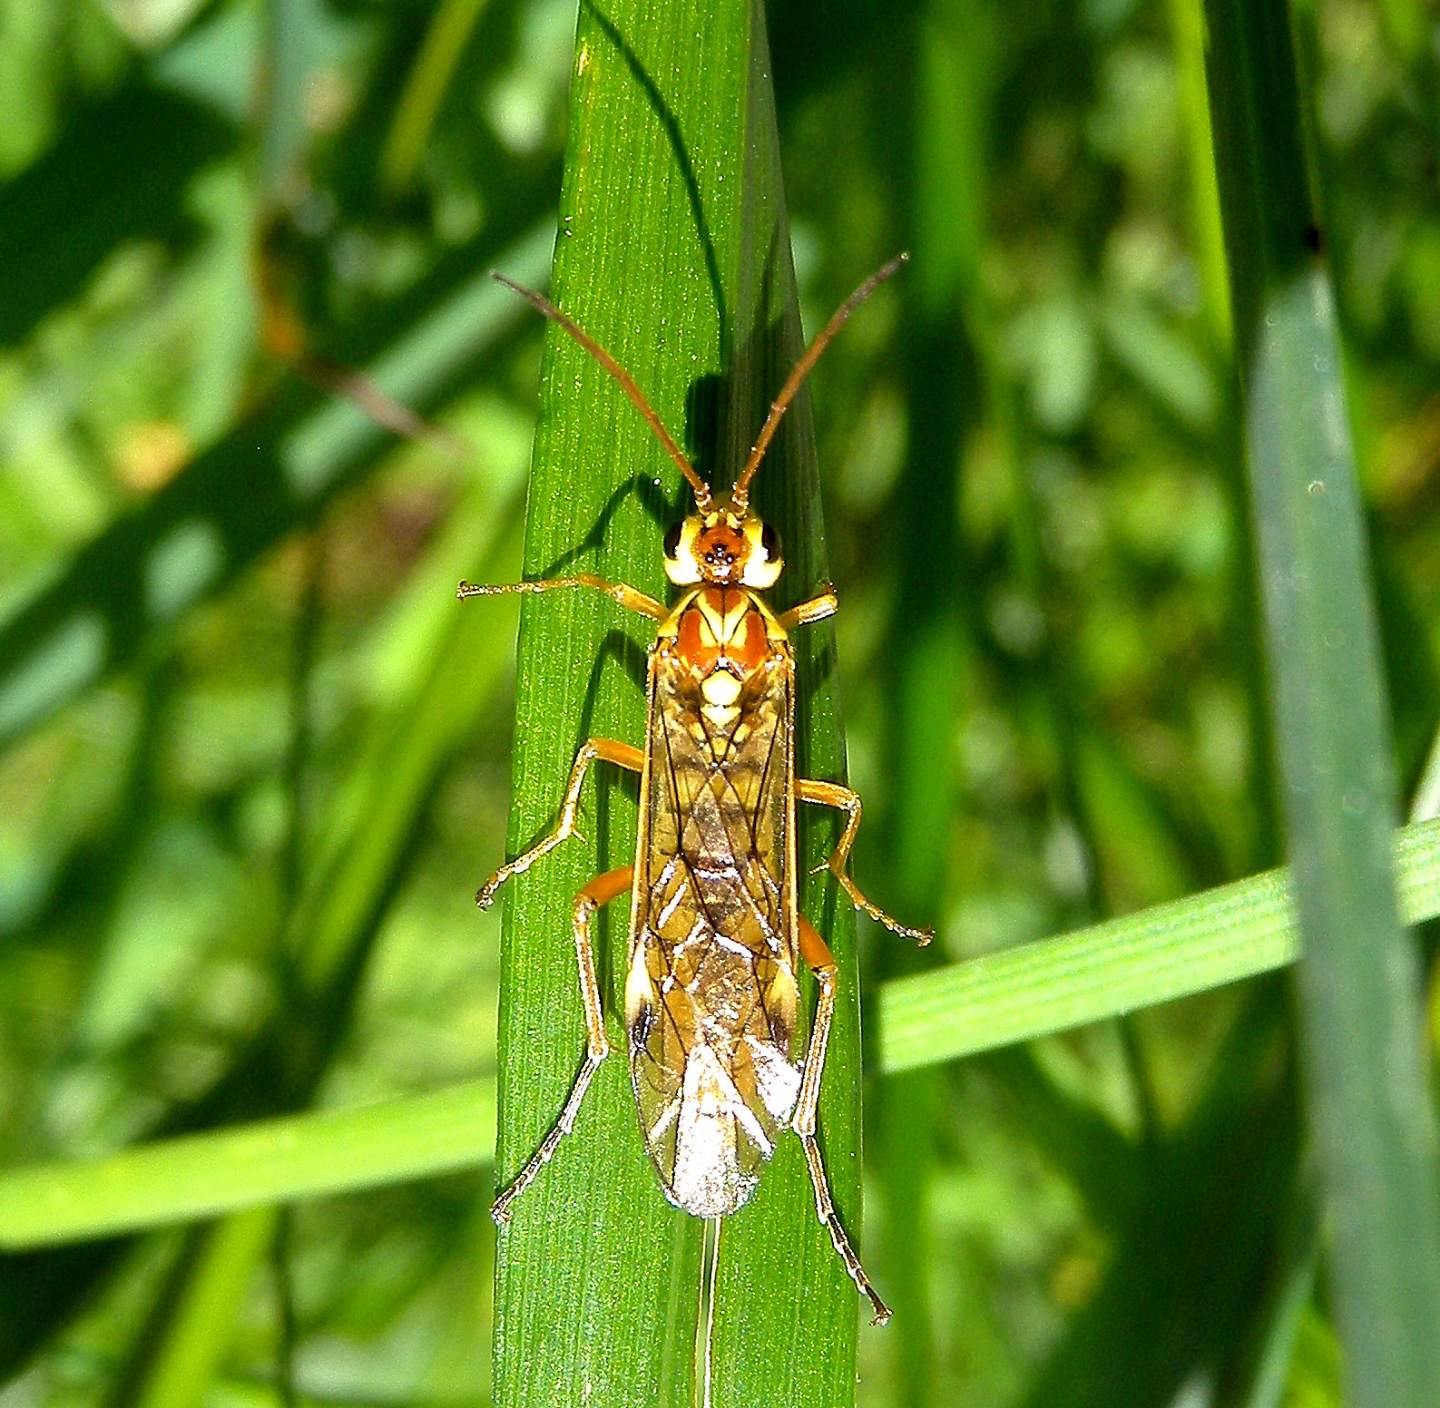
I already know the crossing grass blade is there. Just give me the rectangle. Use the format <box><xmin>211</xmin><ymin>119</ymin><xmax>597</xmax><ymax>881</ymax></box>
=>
<box><xmin>1201</xmin><ymin>2</ymin><xmax>1440</xmax><ymax>1404</ymax></box>
<box><xmin>487</xmin><ymin>2</ymin><xmax>862</xmax><ymax>1403</ymax></box>
<box><xmin>0</xmin><ymin>1082</ymin><xmax>496</xmax><ymax>1249</ymax></box>
<box><xmin>880</xmin><ymin>816</ymin><xmax>1440</xmax><ymax>1072</ymax></box>
<box><xmin>12</xmin><ymin>817</ymin><xmax>1440</xmax><ymax>1254</ymax></box>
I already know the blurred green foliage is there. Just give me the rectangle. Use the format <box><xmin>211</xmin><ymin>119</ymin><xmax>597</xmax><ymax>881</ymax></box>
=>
<box><xmin>0</xmin><ymin>0</ymin><xmax>1437</xmax><ymax>1405</ymax></box>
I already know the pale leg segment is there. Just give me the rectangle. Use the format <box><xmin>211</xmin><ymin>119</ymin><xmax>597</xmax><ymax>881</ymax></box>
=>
<box><xmin>793</xmin><ymin>915</ymin><xmax>892</xmax><ymax>1326</ymax></box>
<box><xmin>475</xmin><ymin>738</ymin><xmax>643</xmax><ymax>909</ymax></box>
<box><xmin>491</xmin><ymin>865</ymin><xmax>632</xmax><ymax>1224</ymax></box>
<box><xmin>796</xmin><ymin>779</ymin><xmax>933</xmax><ymax>945</ymax></box>
<box><xmin>777</xmin><ymin>585</ymin><xmax>839</xmax><ymax>631</ymax></box>
<box><xmin>458</xmin><ymin>573</ymin><xmax>666</xmax><ymax>621</ymax></box>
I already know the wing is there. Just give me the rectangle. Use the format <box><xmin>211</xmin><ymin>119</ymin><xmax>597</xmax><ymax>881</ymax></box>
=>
<box><xmin>625</xmin><ymin>634</ymin><xmax>801</xmax><ymax>1217</ymax></box>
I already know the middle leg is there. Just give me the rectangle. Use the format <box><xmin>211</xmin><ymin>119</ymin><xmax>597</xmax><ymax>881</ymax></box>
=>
<box><xmin>477</xmin><ymin>737</ymin><xmax>642</xmax><ymax>909</ymax></box>
<box><xmin>796</xmin><ymin>778</ymin><xmax>932</xmax><ymax>944</ymax></box>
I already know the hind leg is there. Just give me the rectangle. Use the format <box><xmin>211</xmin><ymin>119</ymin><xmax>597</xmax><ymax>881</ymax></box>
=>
<box><xmin>491</xmin><ymin>865</ymin><xmax>632</xmax><ymax>1223</ymax></box>
<box><xmin>792</xmin><ymin>915</ymin><xmax>892</xmax><ymax>1326</ymax></box>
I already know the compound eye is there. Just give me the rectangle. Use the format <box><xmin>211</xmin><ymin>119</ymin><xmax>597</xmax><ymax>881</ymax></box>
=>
<box><xmin>760</xmin><ymin>521</ymin><xmax>782</xmax><ymax>562</ymax></box>
<box><xmin>663</xmin><ymin>521</ymin><xmax>683</xmax><ymax>560</ymax></box>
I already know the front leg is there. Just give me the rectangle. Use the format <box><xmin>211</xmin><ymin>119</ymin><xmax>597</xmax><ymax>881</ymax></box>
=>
<box><xmin>796</xmin><ymin>778</ymin><xmax>932</xmax><ymax>945</ymax></box>
<box><xmin>778</xmin><ymin>585</ymin><xmax>838</xmax><ymax>631</ymax></box>
<box><xmin>477</xmin><ymin>737</ymin><xmax>643</xmax><ymax>908</ymax></box>
<box><xmin>458</xmin><ymin>573</ymin><xmax>666</xmax><ymax>621</ymax></box>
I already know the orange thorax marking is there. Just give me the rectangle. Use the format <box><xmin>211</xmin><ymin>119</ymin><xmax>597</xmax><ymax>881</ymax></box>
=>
<box><xmin>674</xmin><ymin>587</ymin><xmax>771</xmax><ymax>679</ymax></box>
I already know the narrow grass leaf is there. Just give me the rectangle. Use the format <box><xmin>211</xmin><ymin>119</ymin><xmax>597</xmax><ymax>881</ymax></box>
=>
<box><xmin>881</xmin><ymin>817</ymin><xmax>1440</xmax><ymax>1072</ymax></box>
<box><xmin>865</xmin><ymin>1</ymin><xmax>988</xmax><ymax>1391</ymax></box>
<box><xmin>1202</xmin><ymin>3</ymin><xmax>1440</xmax><ymax>1403</ymax></box>
<box><xmin>379</xmin><ymin>0</ymin><xmax>494</xmax><ymax>194</ymax></box>
<box><xmin>15</xmin><ymin>818</ymin><xmax>1440</xmax><ymax>1256</ymax></box>
<box><xmin>489</xmin><ymin>2</ymin><xmax>861</xmax><ymax>1404</ymax></box>
<box><xmin>0</xmin><ymin>1083</ymin><xmax>496</xmax><ymax>1249</ymax></box>
<box><xmin>110</xmin><ymin>1211</ymin><xmax>277</xmax><ymax>1408</ymax></box>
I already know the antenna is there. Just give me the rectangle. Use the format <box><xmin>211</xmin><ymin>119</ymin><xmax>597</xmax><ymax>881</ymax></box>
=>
<box><xmin>492</xmin><ymin>272</ymin><xmax>713</xmax><ymax>509</ymax></box>
<box><xmin>731</xmin><ymin>252</ymin><xmax>909</xmax><ymax>510</ymax></box>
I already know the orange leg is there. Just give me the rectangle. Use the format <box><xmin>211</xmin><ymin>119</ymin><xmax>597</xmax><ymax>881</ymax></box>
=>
<box><xmin>792</xmin><ymin>916</ymin><xmax>892</xmax><ymax>1326</ymax></box>
<box><xmin>796</xmin><ymin>779</ymin><xmax>932</xmax><ymax>945</ymax></box>
<box><xmin>491</xmin><ymin>865</ymin><xmax>633</xmax><ymax>1224</ymax></box>
<box><xmin>476</xmin><ymin>738</ymin><xmax>643</xmax><ymax>909</ymax></box>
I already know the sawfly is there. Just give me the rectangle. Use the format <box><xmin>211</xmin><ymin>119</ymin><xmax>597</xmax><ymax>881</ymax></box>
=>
<box><xmin>460</xmin><ymin>254</ymin><xmax>931</xmax><ymax>1325</ymax></box>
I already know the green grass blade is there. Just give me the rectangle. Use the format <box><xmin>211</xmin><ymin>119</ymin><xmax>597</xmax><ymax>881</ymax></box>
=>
<box><xmin>865</xmin><ymin>1</ymin><xmax>987</xmax><ymax>1390</ymax></box>
<box><xmin>489</xmin><ymin>3</ymin><xmax>861</xmax><ymax>1404</ymax></box>
<box><xmin>1238</xmin><ymin>1233</ymin><xmax>1320</xmax><ymax>1408</ymax></box>
<box><xmin>0</xmin><ymin>1082</ymin><xmax>495</xmax><ymax>1249</ymax></box>
<box><xmin>379</xmin><ymin>0</ymin><xmax>494</xmax><ymax>194</ymax></box>
<box><xmin>1162</xmin><ymin>0</ymin><xmax>1231</xmax><ymax>352</ymax></box>
<box><xmin>881</xmin><ymin>817</ymin><xmax>1440</xmax><ymax>1071</ymax></box>
<box><xmin>110</xmin><ymin>1211</ymin><xmax>278</xmax><ymax>1408</ymax></box>
<box><xmin>1201</xmin><ymin>2</ymin><xmax>1440</xmax><ymax>1403</ymax></box>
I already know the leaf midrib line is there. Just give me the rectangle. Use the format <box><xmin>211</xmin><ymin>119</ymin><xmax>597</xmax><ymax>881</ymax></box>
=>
<box><xmin>4</xmin><ymin>815</ymin><xmax>1437</xmax><ymax>1248</ymax></box>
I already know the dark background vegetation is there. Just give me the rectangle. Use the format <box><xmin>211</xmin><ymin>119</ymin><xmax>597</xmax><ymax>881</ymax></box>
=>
<box><xmin>1</xmin><ymin>0</ymin><xmax>1437</xmax><ymax>1403</ymax></box>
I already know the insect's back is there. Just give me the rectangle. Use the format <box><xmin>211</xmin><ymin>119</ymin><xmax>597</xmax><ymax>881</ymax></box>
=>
<box><xmin>625</xmin><ymin>586</ymin><xmax>801</xmax><ymax>1217</ymax></box>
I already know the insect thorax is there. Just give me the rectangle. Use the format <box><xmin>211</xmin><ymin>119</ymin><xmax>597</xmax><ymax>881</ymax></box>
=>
<box><xmin>661</xmin><ymin>585</ymin><xmax>785</xmax><ymax>734</ymax></box>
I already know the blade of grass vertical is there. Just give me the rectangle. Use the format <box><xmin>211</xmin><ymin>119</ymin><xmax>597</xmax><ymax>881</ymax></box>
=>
<box><xmin>379</xmin><ymin>0</ymin><xmax>493</xmax><ymax>194</ymax></box>
<box><xmin>1201</xmin><ymin>3</ymin><xmax>1440</xmax><ymax>1404</ymax></box>
<box><xmin>709</xmin><ymin>5</ymin><xmax>863</xmax><ymax>1402</ymax></box>
<box><xmin>489</xmin><ymin>2</ymin><xmax>861</xmax><ymax>1404</ymax></box>
<box><xmin>107</xmin><ymin>1212</ymin><xmax>277</xmax><ymax>1408</ymax></box>
<box><xmin>1167</xmin><ymin>0</ymin><xmax>1280</xmax><ymax>872</ymax></box>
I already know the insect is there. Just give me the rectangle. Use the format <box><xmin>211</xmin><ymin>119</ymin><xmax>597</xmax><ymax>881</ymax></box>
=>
<box><xmin>460</xmin><ymin>255</ymin><xmax>931</xmax><ymax>1325</ymax></box>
